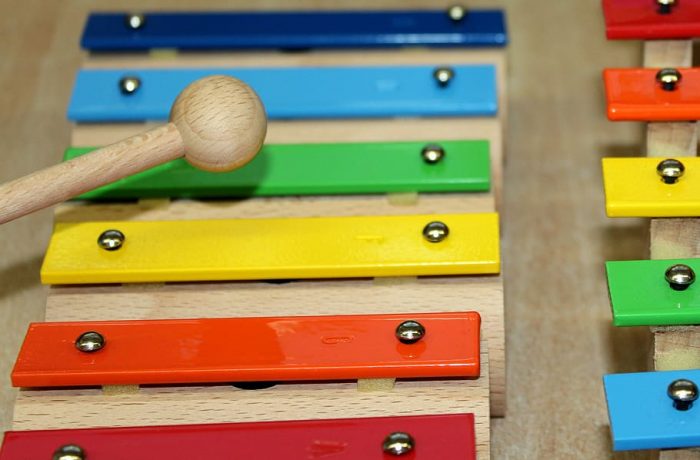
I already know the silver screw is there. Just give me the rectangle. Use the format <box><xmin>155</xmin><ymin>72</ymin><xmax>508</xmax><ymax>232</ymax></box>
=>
<box><xmin>656</xmin><ymin>68</ymin><xmax>682</xmax><ymax>91</ymax></box>
<box><xmin>423</xmin><ymin>221</ymin><xmax>449</xmax><ymax>243</ymax></box>
<box><xmin>119</xmin><ymin>76</ymin><xmax>141</xmax><ymax>95</ymax></box>
<box><xmin>665</xmin><ymin>264</ymin><xmax>695</xmax><ymax>291</ymax></box>
<box><xmin>657</xmin><ymin>0</ymin><xmax>677</xmax><ymax>14</ymax></box>
<box><xmin>421</xmin><ymin>144</ymin><xmax>445</xmax><ymax>164</ymax></box>
<box><xmin>433</xmin><ymin>67</ymin><xmax>455</xmax><ymax>88</ymax></box>
<box><xmin>98</xmin><ymin>230</ymin><xmax>125</xmax><ymax>251</ymax></box>
<box><xmin>53</xmin><ymin>444</ymin><xmax>85</xmax><ymax>460</ymax></box>
<box><xmin>447</xmin><ymin>5</ymin><xmax>467</xmax><ymax>22</ymax></box>
<box><xmin>125</xmin><ymin>13</ymin><xmax>146</xmax><ymax>30</ymax></box>
<box><xmin>657</xmin><ymin>159</ymin><xmax>685</xmax><ymax>184</ymax></box>
<box><xmin>75</xmin><ymin>331</ymin><xmax>105</xmax><ymax>353</ymax></box>
<box><xmin>382</xmin><ymin>432</ymin><xmax>414</xmax><ymax>456</ymax></box>
<box><xmin>395</xmin><ymin>320</ymin><xmax>426</xmax><ymax>344</ymax></box>
<box><xmin>668</xmin><ymin>379</ymin><xmax>698</xmax><ymax>411</ymax></box>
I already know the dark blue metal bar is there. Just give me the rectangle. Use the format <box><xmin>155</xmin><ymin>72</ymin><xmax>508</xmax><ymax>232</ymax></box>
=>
<box><xmin>81</xmin><ymin>10</ymin><xmax>507</xmax><ymax>51</ymax></box>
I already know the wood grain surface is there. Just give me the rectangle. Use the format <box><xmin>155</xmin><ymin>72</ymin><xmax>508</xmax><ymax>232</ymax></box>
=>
<box><xmin>0</xmin><ymin>1</ymin><xmax>656</xmax><ymax>459</ymax></box>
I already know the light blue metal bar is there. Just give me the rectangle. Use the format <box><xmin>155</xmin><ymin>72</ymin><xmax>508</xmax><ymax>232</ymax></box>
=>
<box><xmin>67</xmin><ymin>65</ymin><xmax>498</xmax><ymax>122</ymax></box>
<box><xmin>604</xmin><ymin>369</ymin><xmax>700</xmax><ymax>451</ymax></box>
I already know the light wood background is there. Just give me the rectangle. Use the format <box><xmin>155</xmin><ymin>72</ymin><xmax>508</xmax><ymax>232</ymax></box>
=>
<box><xmin>0</xmin><ymin>0</ymin><xmax>656</xmax><ymax>458</ymax></box>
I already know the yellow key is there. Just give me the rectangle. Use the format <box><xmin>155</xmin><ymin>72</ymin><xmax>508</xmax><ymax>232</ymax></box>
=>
<box><xmin>603</xmin><ymin>157</ymin><xmax>700</xmax><ymax>217</ymax></box>
<box><xmin>41</xmin><ymin>213</ymin><xmax>499</xmax><ymax>284</ymax></box>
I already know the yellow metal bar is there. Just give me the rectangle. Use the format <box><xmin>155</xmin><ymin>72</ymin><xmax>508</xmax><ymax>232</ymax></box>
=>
<box><xmin>41</xmin><ymin>214</ymin><xmax>499</xmax><ymax>284</ymax></box>
<box><xmin>603</xmin><ymin>158</ymin><xmax>700</xmax><ymax>217</ymax></box>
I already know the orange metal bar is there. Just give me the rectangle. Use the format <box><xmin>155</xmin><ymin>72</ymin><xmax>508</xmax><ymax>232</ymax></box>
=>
<box><xmin>604</xmin><ymin>68</ymin><xmax>700</xmax><ymax>121</ymax></box>
<box><xmin>12</xmin><ymin>312</ymin><xmax>481</xmax><ymax>387</ymax></box>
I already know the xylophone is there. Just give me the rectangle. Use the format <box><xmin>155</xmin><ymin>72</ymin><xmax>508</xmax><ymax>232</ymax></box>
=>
<box><xmin>601</xmin><ymin>0</ymin><xmax>700</xmax><ymax>457</ymax></box>
<box><xmin>0</xmin><ymin>5</ymin><xmax>508</xmax><ymax>460</ymax></box>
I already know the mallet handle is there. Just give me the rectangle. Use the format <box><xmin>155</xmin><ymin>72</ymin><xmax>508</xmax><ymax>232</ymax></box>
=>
<box><xmin>0</xmin><ymin>124</ymin><xmax>184</xmax><ymax>224</ymax></box>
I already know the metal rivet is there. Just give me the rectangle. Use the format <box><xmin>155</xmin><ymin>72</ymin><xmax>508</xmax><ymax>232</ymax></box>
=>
<box><xmin>98</xmin><ymin>229</ymin><xmax>125</xmax><ymax>251</ymax></box>
<box><xmin>447</xmin><ymin>5</ymin><xmax>467</xmax><ymax>22</ymax></box>
<box><xmin>657</xmin><ymin>0</ymin><xmax>676</xmax><ymax>14</ymax></box>
<box><xmin>395</xmin><ymin>320</ymin><xmax>425</xmax><ymax>344</ymax></box>
<box><xmin>53</xmin><ymin>444</ymin><xmax>85</xmax><ymax>460</ymax></box>
<box><xmin>656</xmin><ymin>68</ymin><xmax>682</xmax><ymax>91</ymax></box>
<box><xmin>382</xmin><ymin>432</ymin><xmax>414</xmax><ymax>456</ymax></box>
<box><xmin>656</xmin><ymin>158</ymin><xmax>685</xmax><ymax>184</ymax></box>
<box><xmin>665</xmin><ymin>264</ymin><xmax>695</xmax><ymax>291</ymax></box>
<box><xmin>421</xmin><ymin>144</ymin><xmax>445</xmax><ymax>164</ymax></box>
<box><xmin>75</xmin><ymin>331</ymin><xmax>105</xmax><ymax>353</ymax></box>
<box><xmin>668</xmin><ymin>379</ymin><xmax>698</xmax><ymax>411</ymax></box>
<box><xmin>119</xmin><ymin>76</ymin><xmax>141</xmax><ymax>95</ymax></box>
<box><xmin>433</xmin><ymin>67</ymin><xmax>454</xmax><ymax>88</ymax></box>
<box><xmin>423</xmin><ymin>221</ymin><xmax>449</xmax><ymax>243</ymax></box>
<box><xmin>125</xmin><ymin>13</ymin><xmax>146</xmax><ymax>30</ymax></box>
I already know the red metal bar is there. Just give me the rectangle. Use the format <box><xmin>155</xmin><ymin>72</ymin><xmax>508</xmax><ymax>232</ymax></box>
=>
<box><xmin>0</xmin><ymin>414</ymin><xmax>476</xmax><ymax>459</ymax></box>
<box><xmin>603</xmin><ymin>0</ymin><xmax>700</xmax><ymax>40</ymax></box>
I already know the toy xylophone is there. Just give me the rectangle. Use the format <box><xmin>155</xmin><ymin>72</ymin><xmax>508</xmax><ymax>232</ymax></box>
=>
<box><xmin>602</xmin><ymin>0</ymin><xmax>700</xmax><ymax>457</ymax></box>
<box><xmin>0</xmin><ymin>6</ymin><xmax>508</xmax><ymax>459</ymax></box>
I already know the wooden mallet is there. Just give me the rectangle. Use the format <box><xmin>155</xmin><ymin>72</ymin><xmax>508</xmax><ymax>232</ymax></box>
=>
<box><xmin>0</xmin><ymin>75</ymin><xmax>267</xmax><ymax>224</ymax></box>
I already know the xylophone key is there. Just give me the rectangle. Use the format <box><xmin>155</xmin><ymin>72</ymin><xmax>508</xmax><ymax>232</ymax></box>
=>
<box><xmin>607</xmin><ymin>259</ymin><xmax>700</xmax><ymax>326</ymax></box>
<box><xmin>68</xmin><ymin>65</ymin><xmax>498</xmax><ymax>122</ymax></box>
<box><xmin>39</xmin><ymin>213</ymin><xmax>500</xmax><ymax>284</ymax></box>
<box><xmin>603</xmin><ymin>0</ymin><xmax>700</xmax><ymax>40</ymax></box>
<box><xmin>11</xmin><ymin>312</ymin><xmax>481</xmax><ymax>387</ymax></box>
<box><xmin>604</xmin><ymin>68</ymin><xmax>700</xmax><ymax>121</ymax></box>
<box><xmin>604</xmin><ymin>369</ymin><xmax>700</xmax><ymax>451</ymax></box>
<box><xmin>64</xmin><ymin>140</ymin><xmax>491</xmax><ymax>200</ymax></box>
<box><xmin>80</xmin><ymin>8</ymin><xmax>507</xmax><ymax>51</ymax></box>
<box><xmin>0</xmin><ymin>414</ymin><xmax>477</xmax><ymax>460</ymax></box>
<box><xmin>602</xmin><ymin>157</ymin><xmax>700</xmax><ymax>217</ymax></box>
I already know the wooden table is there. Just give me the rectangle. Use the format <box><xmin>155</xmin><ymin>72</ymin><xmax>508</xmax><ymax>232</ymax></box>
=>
<box><xmin>0</xmin><ymin>1</ymin><xmax>651</xmax><ymax>458</ymax></box>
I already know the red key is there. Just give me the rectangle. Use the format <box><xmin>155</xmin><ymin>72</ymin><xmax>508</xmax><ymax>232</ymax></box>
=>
<box><xmin>0</xmin><ymin>414</ymin><xmax>476</xmax><ymax>460</ymax></box>
<box><xmin>603</xmin><ymin>0</ymin><xmax>700</xmax><ymax>40</ymax></box>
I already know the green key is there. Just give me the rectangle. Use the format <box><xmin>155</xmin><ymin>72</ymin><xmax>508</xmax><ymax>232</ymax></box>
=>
<box><xmin>64</xmin><ymin>140</ymin><xmax>490</xmax><ymax>200</ymax></box>
<box><xmin>607</xmin><ymin>259</ymin><xmax>700</xmax><ymax>327</ymax></box>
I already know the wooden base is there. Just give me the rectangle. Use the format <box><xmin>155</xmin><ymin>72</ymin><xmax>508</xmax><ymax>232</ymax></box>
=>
<box><xmin>659</xmin><ymin>450</ymin><xmax>700</xmax><ymax>460</ymax></box>
<box><xmin>653</xmin><ymin>327</ymin><xmax>700</xmax><ymax>371</ymax></box>
<box><xmin>55</xmin><ymin>194</ymin><xmax>495</xmax><ymax>221</ymax></box>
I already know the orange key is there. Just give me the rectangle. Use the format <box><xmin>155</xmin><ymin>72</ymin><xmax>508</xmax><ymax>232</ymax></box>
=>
<box><xmin>12</xmin><ymin>312</ymin><xmax>481</xmax><ymax>387</ymax></box>
<box><xmin>604</xmin><ymin>68</ymin><xmax>700</xmax><ymax>121</ymax></box>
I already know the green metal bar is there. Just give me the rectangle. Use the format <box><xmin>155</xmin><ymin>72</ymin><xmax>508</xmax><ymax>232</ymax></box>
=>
<box><xmin>607</xmin><ymin>258</ymin><xmax>700</xmax><ymax>327</ymax></box>
<box><xmin>64</xmin><ymin>140</ymin><xmax>490</xmax><ymax>200</ymax></box>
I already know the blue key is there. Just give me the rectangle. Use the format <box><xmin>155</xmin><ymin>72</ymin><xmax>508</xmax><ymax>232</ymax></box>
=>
<box><xmin>82</xmin><ymin>10</ymin><xmax>507</xmax><ymax>51</ymax></box>
<box><xmin>604</xmin><ymin>370</ymin><xmax>700</xmax><ymax>451</ymax></box>
<box><xmin>67</xmin><ymin>65</ymin><xmax>498</xmax><ymax>122</ymax></box>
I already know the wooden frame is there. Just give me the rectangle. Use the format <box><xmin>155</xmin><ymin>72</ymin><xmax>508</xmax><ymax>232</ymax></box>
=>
<box><xmin>10</xmin><ymin>31</ymin><xmax>508</xmax><ymax>460</ymax></box>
